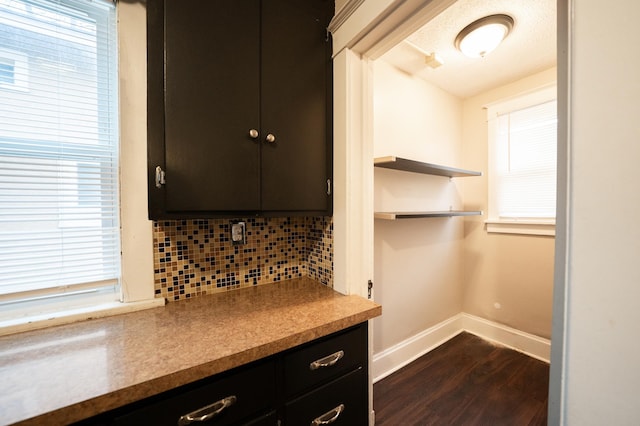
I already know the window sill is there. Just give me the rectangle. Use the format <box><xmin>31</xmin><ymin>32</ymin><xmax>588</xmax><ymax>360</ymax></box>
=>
<box><xmin>485</xmin><ymin>220</ymin><xmax>556</xmax><ymax>236</ymax></box>
<box><xmin>0</xmin><ymin>298</ymin><xmax>165</xmax><ymax>337</ymax></box>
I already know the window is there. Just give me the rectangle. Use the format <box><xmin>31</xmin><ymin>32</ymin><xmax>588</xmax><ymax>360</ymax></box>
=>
<box><xmin>0</xmin><ymin>58</ymin><xmax>15</xmax><ymax>84</ymax></box>
<box><xmin>0</xmin><ymin>0</ymin><xmax>120</xmax><ymax>318</ymax></box>
<box><xmin>486</xmin><ymin>85</ymin><xmax>557</xmax><ymax>235</ymax></box>
<box><xmin>0</xmin><ymin>49</ymin><xmax>29</xmax><ymax>91</ymax></box>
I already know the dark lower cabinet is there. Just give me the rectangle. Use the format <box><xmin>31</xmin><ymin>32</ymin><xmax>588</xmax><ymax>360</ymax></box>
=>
<box><xmin>80</xmin><ymin>323</ymin><xmax>368</xmax><ymax>426</ymax></box>
<box><xmin>282</xmin><ymin>323</ymin><xmax>368</xmax><ymax>425</ymax></box>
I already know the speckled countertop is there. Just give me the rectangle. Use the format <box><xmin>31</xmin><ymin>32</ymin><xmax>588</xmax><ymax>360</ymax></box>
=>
<box><xmin>0</xmin><ymin>278</ymin><xmax>381</xmax><ymax>425</ymax></box>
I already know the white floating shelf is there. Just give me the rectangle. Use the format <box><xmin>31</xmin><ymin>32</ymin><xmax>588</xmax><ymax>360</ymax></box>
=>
<box><xmin>374</xmin><ymin>211</ymin><xmax>483</xmax><ymax>220</ymax></box>
<box><xmin>374</xmin><ymin>156</ymin><xmax>481</xmax><ymax>177</ymax></box>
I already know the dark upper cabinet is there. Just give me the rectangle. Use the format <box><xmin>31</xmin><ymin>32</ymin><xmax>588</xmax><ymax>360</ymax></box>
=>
<box><xmin>147</xmin><ymin>0</ymin><xmax>334</xmax><ymax>219</ymax></box>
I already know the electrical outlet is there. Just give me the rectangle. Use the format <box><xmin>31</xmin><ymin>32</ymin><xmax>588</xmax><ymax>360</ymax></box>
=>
<box><xmin>231</xmin><ymin>221</ymin><xmax>246</xmax><ymax>245</ymax></box>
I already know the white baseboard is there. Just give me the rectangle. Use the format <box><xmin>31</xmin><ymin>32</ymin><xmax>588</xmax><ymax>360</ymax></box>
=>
<box><xmin>372</xmin><ymin>313</ymin><xmax>550</xmax><ymax>383</ymax></box>
<box><xmin>461</xmin><ymin>313</ymin><xmax>551</xmax><ymax>363</ymax></box>
<box><xmin>372</xmin><ymin>314</ymin><xmax>463</xmax><ymax>382</ymax></box>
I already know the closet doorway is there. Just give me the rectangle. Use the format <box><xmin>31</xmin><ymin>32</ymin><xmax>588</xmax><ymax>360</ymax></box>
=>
<box><xmin>330</xmin><ymin>0</ymin><xmax>561</xmax><ymax>422</ymax></box>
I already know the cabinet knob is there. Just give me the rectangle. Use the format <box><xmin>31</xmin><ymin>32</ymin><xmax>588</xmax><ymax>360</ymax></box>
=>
<box><xmin>249</xmin><ymin>129</ymin><xmax>259</xmax><ymax>139</ymax></box>
<box><xmin>265</xmin><ymin>133</ymin><xmax>276</xmax><ymax>143</ymax></box>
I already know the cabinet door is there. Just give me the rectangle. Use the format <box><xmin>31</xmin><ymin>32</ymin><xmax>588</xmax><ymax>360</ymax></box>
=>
<box><xmin>260</xmin><ymin>0</ymin><xmax>333</xmax><ymax>213</ymax></box>
<box><xmin>157</xmin><ymin>0</ymin><xmax>261</xmax><ymax>213</ymax></box>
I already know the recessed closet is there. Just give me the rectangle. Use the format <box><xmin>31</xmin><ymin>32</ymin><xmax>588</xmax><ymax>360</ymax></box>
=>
<box><xmin>366</xmin><ymin>0</ymin><xmax>557</xmax><ymax>380</ymax></box>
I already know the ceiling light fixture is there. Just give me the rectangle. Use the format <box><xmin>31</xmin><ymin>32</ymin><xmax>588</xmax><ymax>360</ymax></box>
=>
<box><xmin>454</xmin><ymin>14</ymin><xmax>514</xmax><ymax>58</ymax></box>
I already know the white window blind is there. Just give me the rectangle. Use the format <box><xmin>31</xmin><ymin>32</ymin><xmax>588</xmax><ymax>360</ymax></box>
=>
<box><xmin>494</xmin><ymin>99</ymin><xmax>557</xmax><ymax>219</ymax></box>
<box><xmin>0</xmin><ymin>0</ymin><xmax>120</xmax><ymax>305</ymax></box>
<box><xmin>488</xmin><ymin>86</ymin><xmax>557</xmax><ymax>223</ymax></box>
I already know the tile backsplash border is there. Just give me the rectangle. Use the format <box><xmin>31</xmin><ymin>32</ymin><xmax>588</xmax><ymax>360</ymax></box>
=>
<box><xmin>153</xmin><ymin>216</ymin><xmax>333</xmax><ymax>301</ymax></box>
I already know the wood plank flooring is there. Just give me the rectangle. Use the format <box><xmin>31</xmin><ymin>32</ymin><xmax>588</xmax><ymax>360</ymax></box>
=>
<box><xmin>373</xmin><ymin>332</ymin><xmax>549</xmax><ymax>426</ymax></box>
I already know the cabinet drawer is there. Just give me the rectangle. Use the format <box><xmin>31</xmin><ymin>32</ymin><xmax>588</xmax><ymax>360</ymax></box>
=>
<box><xmin>283</xmin><ymin>323</ymin><xmax>367</xmax><ymax>397</ymax></box>
<box><xmin>112</xmin><ymin>360</ymin><xmax>275</xmax><ymax>426</ymax></box>
<box><xmin>284</xmin><ymin>367</ymin><xmax>367</xmax><ymax>426</ymax></box>
<box><xmin>243</xmin><ymin>410</ymin><xmax>278</xmax><ymax>426</ymax></box>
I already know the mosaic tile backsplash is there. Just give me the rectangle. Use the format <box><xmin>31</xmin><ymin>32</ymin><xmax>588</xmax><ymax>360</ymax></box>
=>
<box><xmin>153</xmin><ymin>216</ymin><xmax>333</xmax><ymax>301</ymax></box>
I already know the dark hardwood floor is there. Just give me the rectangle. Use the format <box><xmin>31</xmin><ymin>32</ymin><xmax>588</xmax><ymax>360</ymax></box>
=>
<box><xmin>373</xmin><ymin>332</ymin><xmax>549</xmax><ymax>426</ymax></box>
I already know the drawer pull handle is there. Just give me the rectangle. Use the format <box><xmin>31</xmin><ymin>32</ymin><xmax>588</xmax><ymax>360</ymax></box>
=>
<box><xmin>155</xmin><ymin>166</ymin><xmax>165</xmax><ymax>188</ymax></box>
<box><xmin>177</xmin><ymin>395</ymin><xmax>237</xmax><ymax>425</ymax></box>
<box><xmin>311</xmin><ymin>404</ymin><xmax>345</xmax><ymax>425</ymax></box>
<box><xmin>309</xmin><ymin>350</ymin><xmax>344</xmax><ymax>370</ymax></box>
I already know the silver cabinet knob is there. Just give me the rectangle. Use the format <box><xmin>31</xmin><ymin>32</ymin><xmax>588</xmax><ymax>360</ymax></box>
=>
<box><xmin>249</xmin><ymin>129</ymin><xmax>259</xmax><ymax>139</ymax></box>
<box><xmin>265</xmin><ymin>133</ymin><xmax>276</xmax><ymax>143</ymax></box>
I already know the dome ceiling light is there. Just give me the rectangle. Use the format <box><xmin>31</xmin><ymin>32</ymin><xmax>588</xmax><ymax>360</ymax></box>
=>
<box><xmin>454</xmin><ymin>14</ymin><xmax>514</xmax><ymax>58</ymax></box>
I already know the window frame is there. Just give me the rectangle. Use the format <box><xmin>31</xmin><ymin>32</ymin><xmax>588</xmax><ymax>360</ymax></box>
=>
<box><xmin>0</xmin><ymin>0</ymin><xmax>160</xmax><ymax>336</ymax></box>
<box><xmin>485</xmin><ymin>84</ymin><xmax>558</xmax><ymax>236</ymax></box>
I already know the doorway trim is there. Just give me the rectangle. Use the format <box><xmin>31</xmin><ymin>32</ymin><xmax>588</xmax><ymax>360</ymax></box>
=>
<box><xmin>330</xmin><ymin>0</ymin><xmax>568</xmax><ymax>424</ymax></box>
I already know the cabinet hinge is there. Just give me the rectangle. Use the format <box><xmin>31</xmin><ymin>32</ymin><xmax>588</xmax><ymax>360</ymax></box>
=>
<box><xmin>326</xmin><ymin>178</ymin><xmax>331</xmax><ymax>195</ymax></box>
<box><xmin>155</xmin><ymin>165</ymin><xmax>166</xmax><ymax>188</ymax></box>
<box><xmin>368</xmin><ymin>280</ymin><xmax>373</xmax><ymax>299</ymax></box>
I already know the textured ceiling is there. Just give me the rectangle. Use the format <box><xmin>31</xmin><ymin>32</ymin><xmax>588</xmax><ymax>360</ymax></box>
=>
<box><xmin>379</xmin><ymin>0</ymin><xmax>556</xmax><ymax>99</ymax></box>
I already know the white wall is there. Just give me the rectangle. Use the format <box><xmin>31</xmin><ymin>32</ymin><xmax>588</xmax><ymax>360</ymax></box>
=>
<box><xmin>461</xmin><ymin>68</ymin><xmax>556</xmax><ymax>339</ymax></box>
<box><xmin>118</xmin><ymin>2</ymin><xmax>156</xmax><ymax>302</ymax></box>
<box><xmin>553</xmin><ymin>0</ymin><xmax>640</xmax><ymax>423</ymax></box>
<box><xmin>373</xmin><ymin>60</ymin><xmax>464</xmax><ymax>353</ymax></box>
